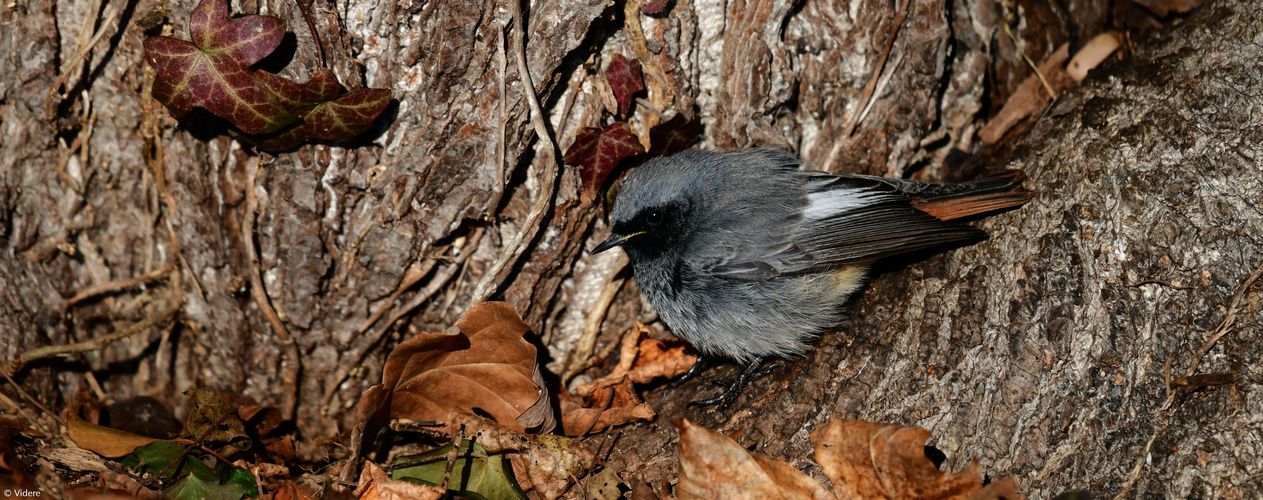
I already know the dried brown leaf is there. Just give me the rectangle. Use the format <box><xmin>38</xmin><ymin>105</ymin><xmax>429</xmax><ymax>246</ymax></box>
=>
<box><xmin>355</xmin><ymin>461</ymin><xmax>443</xmax><ymax>500</ymax></box>
<box><xmin>352</xmin><ymin>302</ymin><xmax>546</xmax><ymax>454</ymax></box>
<box><xmin>183</xmin><ymin>388</ymin><xmax>251</xmax><ymax>456</ymax></box>
<box><xmin>270</xmin><ymin>479</ymin><xmax>318</xmax><ymax>500</ymax></box>
<box><xmin>979</xmin><ymin>44</ymin><xmax>1072</xmax><ymax>145</ymax></box>
<box><xmin>560</xmin><ymin>325</ymin><xmax>692</xmax><ymax>435</ymax></box>
<box><xmin>559</xmin><ymin>380</ymin><xmax>656</xmax><ymax>436</ymax></box>
<box><xmin>812</xmin><ymin>420</ymin><xmax>990</xmax><ymax>500</ymax></box>
<box><xmin>574</xmin><ymin>324</ymin><xmax>694</xmax><ymax>399</ymax></box>
<box><xmin>66</xmin><ymin>413</ymin><xmax>161</xmax><ymax>458</ymax></box>
<box><xmin>675</xmin><ymin>418</ymin><xmax>835</xmax><ymax>500</ymax></box>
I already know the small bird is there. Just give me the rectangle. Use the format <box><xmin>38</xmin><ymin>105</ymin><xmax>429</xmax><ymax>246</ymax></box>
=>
<box><xmin>591</xmin><ymin>148</ymin><xmax>1032</xmax><ymax>409</ymax></box>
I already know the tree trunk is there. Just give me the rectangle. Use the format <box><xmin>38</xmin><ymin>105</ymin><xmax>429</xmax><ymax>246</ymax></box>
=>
<box><xmin>613</xmin><ymin>3</ymin><xmax>1263</xmax><ymax>498</ymax></box>
<box><xmin>3</xmin><ymin>0</ymin><xmax>1258</xmax><ymax>497</ymax></box>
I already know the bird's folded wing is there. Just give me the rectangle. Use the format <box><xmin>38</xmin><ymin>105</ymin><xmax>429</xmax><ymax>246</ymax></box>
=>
<box><xmin>702</xmin><ymin>174</ymin><xmax>984</xmax><ymax>281</ymax></box>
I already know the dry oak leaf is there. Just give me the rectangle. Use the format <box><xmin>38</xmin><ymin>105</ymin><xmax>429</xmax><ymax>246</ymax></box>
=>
<box><xmin>355</xmin><ymin>461</ymin><xmax>443</xmax><ymax>500</ymax></box>
<box><xmin>812</xmin><ymin>420</ymin><xmax>993</xmax><ymax>500</ymax></box>
<box><xmin>574</xmin><ymin>323</ymin><xmax>694</xmax><ymax>399</ymax></box>
<box><xmin>559</xmin><ymin>379</ymin><xmax>655</xmax><ymax>436</ymax></box>
<box><xmin>675</xmin><ymin>418</ymin><xmax>834</xmax><ymax>500</ymax></box>
<box><xmin>562</xmin><ymin>325</ymin><xmax>693</xmax><ymax>435</ymax></box>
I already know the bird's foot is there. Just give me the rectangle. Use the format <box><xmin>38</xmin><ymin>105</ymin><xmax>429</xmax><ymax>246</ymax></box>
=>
<box><xmin>686</xmin><ymin>357</ymin><xmax>784</xmax><ymax>411</ymax></box>
<box><xmin>663</xmin><ymin>354</ymin><xmax>714</xmax><ymax>397</ymax></box>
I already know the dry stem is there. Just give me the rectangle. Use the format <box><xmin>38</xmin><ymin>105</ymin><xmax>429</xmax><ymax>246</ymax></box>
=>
<box><xmin>242</xmin><ymin>157</ymin><xmax>302</xmax><ymax>419</ymax></box>
<box><xmin>466</xmin><ymin>0</ymin><xmax>561</xmax><ymax>307</ymax></box>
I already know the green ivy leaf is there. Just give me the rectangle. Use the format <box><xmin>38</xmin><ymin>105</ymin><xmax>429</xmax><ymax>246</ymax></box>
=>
<box><xmin>393</xmin><ymin>441</ymin><xmax>527</xmax><ymax>500</ymax></box>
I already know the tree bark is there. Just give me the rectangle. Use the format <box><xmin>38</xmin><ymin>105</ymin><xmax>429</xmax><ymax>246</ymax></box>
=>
<box><xmin>4</xmin><ymin>0</ymin><xmax>1259</xmax><ymax>497</ymax></box>
<box><xmin>612</xmin><ymin>3</ymin><xmax>1263</xmax><ymax>498</ymax></box>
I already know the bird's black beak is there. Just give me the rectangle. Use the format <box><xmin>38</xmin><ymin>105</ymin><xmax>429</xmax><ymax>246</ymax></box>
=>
<box><xmin>591</xmin><ymin>233</ymin><xmax>630</xmax><ymax>255</ymax></box>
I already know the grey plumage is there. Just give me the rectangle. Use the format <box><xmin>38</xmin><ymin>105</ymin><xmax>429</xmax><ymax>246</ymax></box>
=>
<box><xmin>593</xmin><ymin>148</ymin><xmax>1030</xmax><ymax>397</ymax></box>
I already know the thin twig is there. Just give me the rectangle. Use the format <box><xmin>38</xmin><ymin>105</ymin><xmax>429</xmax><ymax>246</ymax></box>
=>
<box><xmin>823</xmin><ymin>0</ymin><xmax>910</xmax><ymax>172</ymax></box>
<box><xmin>66</xmin><ymin>261</ymin><xmax>177</xmax><ymax>307</ymax></box>
<box><xmin>293</xmin><ymin>0</ymin><xmax>325</xmax><ymax>67</ymax></box>
<box><xmin>555</xmin><ymin>62</ymin><xmax>588</xmax><ymax>145</ymax></box>
<box><xmin>622</xmin><ymin>0</ymin><xmax>672</xmax><ymax>131</ymax></box>
<box><xmin>1117</xmin><ymin>261</ymin><xmax>1262</xmax><ymax>498</ymax></box>
<box><xmin>564</xmin><ymin>257</ymin><xmax>628</xmax><ymax>382</ymax></box>
<box><xmin>346</xmin><ymin>256</ymin><xmax>439</xmax><ymax>348</ymax></box>
<box><xmin>321</xmin><ymin>228</ymin><xmax>484</xmax><ymax>410</ymax></box>
<box><xmin>242</xmin><ymin>157</ymin><xmax>301</xmax><ymax>420</ymax></box>
<box><xmin>45</xmin><ymin>0</ymin><xmax>127</xmax><ymax>119</ymax></box>
<box><xmin>11</xmin><ymin>301</ymin><xmax>181</xmax><ymax>375</ymax></box>
<box><xmin>1182</xmin><ymin>261</ymin><xmax>1263</xmax><ymax>378</ymax></box>
<box><xmin>485</xmin><ymin>21</ymin><xmax>511</xmax><ymax>217</ymax></box>
<box><xmin>383</xmin><ymin>227</ymin><xmax>485</xmax><ymax>329</ymax></box>
<box><xmin>1114</xmin><ymin>419</ymin><xmax>1168</xmax><ymax>500</ymax></box>
<box><xmin>1000</xmin><ymin>0</ymin><xmax>1058</xmax><ymax>101</ymax></box>
<box><xmin>2</xmin><ymin>372</ymin><xmax>65</xmax><ymax>430</ymax></box>
<box><xmin>440</xmin><ymin>424</ymin><xmax>466</xmax><ymax>490</ymax></box>
<box><xmin>142</xmin><ymin>411</ymin><xmax>234</xmax><ymax>487</ymax></box>
<box><xmin>1124</xmin><ymin>279</ymin><xmax>1195</xmax><ymax>290</ymax></box>
<box><xmin>0</xmin><ymin>391</ymin><xmax>39</xmax><ymax>427</ymax></box>
<box><xmin>466</xmin><ymin>0</ymin><xmax>561</xmax><ymax>308</ymax></box>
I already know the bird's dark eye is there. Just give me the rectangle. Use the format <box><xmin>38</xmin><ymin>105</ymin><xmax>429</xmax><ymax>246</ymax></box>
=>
<box><xmin>646</xmin><ymin>210</ymin><xmax>663</xmax><ymax>225</ymax></box>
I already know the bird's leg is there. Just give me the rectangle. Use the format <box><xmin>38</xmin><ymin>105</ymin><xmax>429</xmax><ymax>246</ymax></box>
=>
<box><xmin>663</xmin><ymin>354</ymin><xmax>715</xmax><ymax>396</ymax></box>
<box><xmin>687</xmin><ymin>356</ymin><xmax>785</xmax><ymax>410</ymax></box>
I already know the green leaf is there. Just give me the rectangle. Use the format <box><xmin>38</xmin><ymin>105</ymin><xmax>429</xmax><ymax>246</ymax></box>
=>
<box><xmin>121</xmin><ymin>441</ymin><xmax>259</xmax><ymax>499</ymax></box>
<box><xmin>393</xmin><ymin>441</ymin><xmax>527</xmax><ymax>500</ymax></box>
<box><xmin>121</xmin><ymin>441</ymin><xmax>216</xmax><ymax>481</ymax></box>
<box><xmin>220</xmin><ymin>465</ymin><xmax>260</xmax><ymax>498</ymax></box>
<box><xmin>163</xmin><ymin>471</ymin><xmax>249</xmax><ymax>500</ymax></box>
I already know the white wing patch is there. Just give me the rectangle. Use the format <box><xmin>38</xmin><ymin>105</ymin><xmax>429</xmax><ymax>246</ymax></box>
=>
<box><xmin>802</xmin><ymin>188</ymin><xmax>882</xmax><ymax>220</ymax></box>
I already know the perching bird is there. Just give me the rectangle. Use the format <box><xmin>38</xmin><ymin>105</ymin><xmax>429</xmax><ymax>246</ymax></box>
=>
<box><xmin>591</xmin><ymin>148</ymin><xmax>1032</xmax><ymax>408</ymax></box>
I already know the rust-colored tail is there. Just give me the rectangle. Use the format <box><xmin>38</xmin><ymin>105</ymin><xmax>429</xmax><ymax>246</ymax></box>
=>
<box><xmin>910</xmin><ymin>171</ymin><xmax>1034</xmax><ymax>221</ymax></box>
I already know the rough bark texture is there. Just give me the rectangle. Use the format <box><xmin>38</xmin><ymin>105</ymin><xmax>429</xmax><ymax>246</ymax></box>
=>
<box><xmin>3</xmin><ymin>0</ymin><xmax>1258</xmax><ymax>497</ymax></box>
<box><xmin>613</xmin><ymin>3</ymin><xmax>1263</xmax><ymax>498</ymax></box>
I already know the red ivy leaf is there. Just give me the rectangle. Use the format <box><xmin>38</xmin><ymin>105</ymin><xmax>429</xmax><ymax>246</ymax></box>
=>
<box><xmin>253</xmin><ymin>70</ymin><xmax>392</xmax><ymax>151</ymax></box>
<box><xmin>144</xmin><ymin>0</ymin><xmax>295</xmax><ymax>134</ymax></box>
<box><xmin>606</xmin><ymin>55</ymin><xmax>644</xmax><ymax>118</ymax></box>
<box><xmin>642</xmin><ymin>0</ymin><xmax>671</xmax><ymax>14</ymax></box>
<box><xmin>563</xmin><ymin>122</ymin><xmax>646</xmax><ymax>203</ymax></box>
<box><xmin>646</xmin><ymin>113</ymin><xmax>702</xmax><ymax>157</ymax></box>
